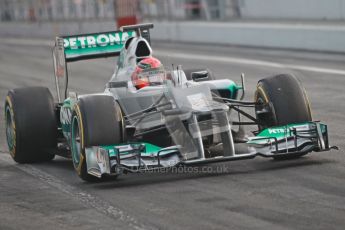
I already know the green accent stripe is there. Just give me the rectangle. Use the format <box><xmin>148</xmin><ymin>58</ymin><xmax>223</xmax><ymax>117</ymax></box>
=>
<box><xmin>101</xmin><ymin>142</ymin><xmax>175</xmax><ymax>157</ymax></box>
<box><xmin>216</xmin><ymin>80</ymin><xmax>239</xmax><ymax>99</ymax></box>
<box><xmin>248</xmin><ymin>122</ymin><xmax>325</xmax><ymax>145</ymax></box>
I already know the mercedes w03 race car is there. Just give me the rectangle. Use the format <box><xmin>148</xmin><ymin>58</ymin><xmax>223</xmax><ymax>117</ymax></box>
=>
<box><xmin>4</xmin><ymin>24</ymin><xmax>337</xmax><ymax>181</ymax></box>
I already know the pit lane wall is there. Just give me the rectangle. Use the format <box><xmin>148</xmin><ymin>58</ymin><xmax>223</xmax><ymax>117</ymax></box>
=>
<box><xmin>150</xmin><ymin>21</ymin><xmax>345</xmax><ymax>53</ymax></box>
<box><xmin>1</xmin><ymin>20</ymin><xmax>345</xmax><ymax>53</ymax></box>
<box><xmin>240</xmin><ymin>0</ymin><xmax>345</xmax><ymax>20</ymax></box>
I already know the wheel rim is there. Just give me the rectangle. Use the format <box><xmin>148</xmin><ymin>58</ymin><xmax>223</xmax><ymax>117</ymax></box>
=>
<box><xmin>5</xmin><ymin>105</ymin><xmax>15</xmax><ymax>155</ymax></box>
<box><xmin>256</xmin><ymin>96</ymin><xmax>266</xmax><ymax>130</ymax></box>
<box><xmin>255</xmin><ymin>90</ymin><xmax>276</xmax><ymax>130</ymax></box>
<box><xmin>71</xmin><ymin>116</ymin><xmax>82</xmax><ymax>167</ymax></box>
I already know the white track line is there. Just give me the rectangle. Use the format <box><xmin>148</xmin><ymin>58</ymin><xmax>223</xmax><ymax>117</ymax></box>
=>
<box><xmin>155</xmin><ymin>51</ymin><xmax>345</xmax><ymax>76</ymax></box>
<box><xmin>2</xmin><ymin>38</ymin><xmax>345</xmax><ymax>75</ymax></box>
<box><xmin>0</xmin><ymin>154</ymin><xmax>152</xmax><ymax>230</ymax></box>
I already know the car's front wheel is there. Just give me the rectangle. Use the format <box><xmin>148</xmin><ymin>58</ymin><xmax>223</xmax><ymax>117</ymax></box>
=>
<box><xmin>254</xmin><ymin>74</ymin><xmax>312</xmax><ymax>159</ymax></box>
<box><xmin>70</xmin><ymin>95</ymin><xmax>124</xmax><ymax>182</ymax></box>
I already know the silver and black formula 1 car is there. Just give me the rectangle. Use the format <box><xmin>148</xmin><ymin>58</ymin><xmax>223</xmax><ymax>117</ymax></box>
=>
<box><xmin>4</xmin><ymin>24</ymin><xmax>337</xmax><ymax>181</ymax></box>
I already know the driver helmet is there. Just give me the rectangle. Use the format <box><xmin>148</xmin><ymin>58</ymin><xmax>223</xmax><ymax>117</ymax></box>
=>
<box><xmin>132</xmin><ymin>57</ymin><xmax>163</xmax><ymax>89</ymax></box>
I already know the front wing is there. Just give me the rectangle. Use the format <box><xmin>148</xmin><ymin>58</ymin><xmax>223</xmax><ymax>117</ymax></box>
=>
<box><xmin>85</xmin><ymin>122</ymin><xmax>334</xmax><ymax>178</ymax></box>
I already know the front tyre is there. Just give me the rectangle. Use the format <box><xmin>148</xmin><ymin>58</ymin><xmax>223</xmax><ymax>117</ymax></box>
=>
<box><xmin>255</xmin><ymin>74</ymin><xmax>312</xmax><ymax>129</ymax></box>
<box><xmin>70</xmin><ymin>95</ymin><xmax>124</xmax><ymax>182</ymax></box>
<box><xmin>254</xmin><ymin>74</ymin><xmax>312</xmax><ymax>160</ymax></box>
<box><xmin>4</xmin><ymin>87</ymin><xmax>57</xmax><ymax>163</ymax></box>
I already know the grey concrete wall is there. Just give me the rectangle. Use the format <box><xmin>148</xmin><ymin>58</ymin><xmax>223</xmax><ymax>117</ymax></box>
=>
<box><xmin>150</xmin><ymin>21</ymin><xmax>345</xmax><ymax>53</ymax></box>
<box><xmin>240</xmin><ymin>0</ymin><xmax>345</xmax><ymax>20</ymax></box>
<box><xmin>0</xmin><ymin>21</ymin><xmax>117</xmax><ymax>39</ymax></box>
<box><xmin>1</xmin><ymin>20</ymin><xmax>345</xmax><ymax>53</ymax></box>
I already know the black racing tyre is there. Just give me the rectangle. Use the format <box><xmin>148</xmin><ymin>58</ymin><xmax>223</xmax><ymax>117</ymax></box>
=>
<box><xmin>255</xmin><ymin>74</ymin><xmax>312</xmax><ymax>128</ymax></box>
<box><xmin>184</xmin><ymin>68</ymin><xmax>215</xmax><ymax>82</ymax></box>
<box><xmin>70</xmin><ymin>95</ymin><xmax>124</xmax><ymax>182</ymax></box>
<box><xmin>4</xmin><ymin>87</ymin><xmax>57</xmax><ymax>163</ymax></box>
<box><xmin>255</xmin><ymin>74</ymin><xmax>312</xmax><ymax>160</ymax></box>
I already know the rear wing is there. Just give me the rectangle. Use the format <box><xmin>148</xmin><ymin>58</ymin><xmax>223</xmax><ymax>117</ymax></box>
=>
<box><xmin>54</xmin><ymin>23</ymin><xmax>153</xmax><ymax>62</ymax></box>
<box><xmin>60</xmin><ymin>30</ymin><xmax>135</xmax><ymax>62</ymax></box>
<box><xmin>52</xmin><ymin>23</ymin><xmax>153</xmax><ymax>102</ymax></box>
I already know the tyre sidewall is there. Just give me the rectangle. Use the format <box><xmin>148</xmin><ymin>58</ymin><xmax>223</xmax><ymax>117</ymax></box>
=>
<box><xmin>255</xmin><ymin>74</ymin><xmax>312</xmax><ymax>128</ymax></box>
<box><xmin>5</xmin><ymin>87</ymin><xmax>57</xmax><ymax>163</ymax></box>
<box><xmin>70</xmin><ymin>97</ymin><xmax>123</xmax><ymax>182</ymax></box>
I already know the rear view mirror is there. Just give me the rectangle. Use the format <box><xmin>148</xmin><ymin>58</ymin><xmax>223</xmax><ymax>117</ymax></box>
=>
<box><xmin>191</xmin><ymin>70</ymin><xmax>210</xmax><ymax>82</ymax></box>
<box><xmin>107</xmin><ymin>81</ymin><xmax>128</xmax><ymax>88</ymax></box>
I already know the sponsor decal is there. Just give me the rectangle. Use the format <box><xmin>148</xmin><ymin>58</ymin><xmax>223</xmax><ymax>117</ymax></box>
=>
<box><xmin>187</xmin><ymin>93</ymin><xmax>209</xmax><ymax>111</ymax></box>
<box><xmin>268</xmin><ymin>128</ymin><xmax>286</xmax><ymax>134</ymax></box>
<box><xmin>266</xmin><ymin>124</ymin><xmax>312</xmax><ymax>136</ymax></box>
<box><xmin>138</xmin><ymin>69</ymin><xmax>166</xmax><ymax>84</ymax></box>
<box><xmin>63</xmin><ymin>31</ymin><xmax>133</xmax><ymax>50</ymax></box>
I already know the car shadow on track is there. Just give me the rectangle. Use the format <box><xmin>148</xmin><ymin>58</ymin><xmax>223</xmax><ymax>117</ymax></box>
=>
<box><xmin>91</xmin><ymin>156</ymin><xmax>335</xmax><ymax>189</ymax></box>
<box><xmin>27</xmin><ymin>156</ymin><xmax>73</xmax><ymax>170</ymax></box>
<box><xmin>7</xmin><ymin>153</ymin><xmax>335</xmax><ymax>188</ymax></box>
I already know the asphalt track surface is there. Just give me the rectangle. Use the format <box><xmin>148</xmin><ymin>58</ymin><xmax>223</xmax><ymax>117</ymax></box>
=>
<box><xmin>0</xmin><ymin>38</ymin><xmax>344</xmax><ymax>230</ymax></box>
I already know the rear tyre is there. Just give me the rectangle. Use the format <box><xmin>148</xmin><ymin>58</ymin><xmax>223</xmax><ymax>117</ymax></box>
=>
<box><xmin>70</xmin><ymin>95</ymin><xmax>124</xmax><ymax>182</ymax></box>
<box><xmin>4</xmin><ymin>87</ymin><xmax>57</xmax><ymax>163</ymax></box>
<box><xmin>254</xmin><ymin>74</ymin><xmax>312</xmax><ymax>160</ymax></box>
<box><xmin>184</xmin><ymin>68</ymin><xmax>214</xmax><ymax>82</ymax></box>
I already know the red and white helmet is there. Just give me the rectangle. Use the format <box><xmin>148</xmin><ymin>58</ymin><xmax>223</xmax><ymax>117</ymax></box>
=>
<box><xmin>131</xmin><ymin>57</ymin><xmax>163</xmax><ymax>89</ymax></box>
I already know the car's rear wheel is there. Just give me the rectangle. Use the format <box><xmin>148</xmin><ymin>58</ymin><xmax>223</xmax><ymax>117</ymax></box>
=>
<box><xmin>4</xmin><ymin>87</ymin><xmax>57</xmax><ymax>163</ymax></box>
<box><xmin>254</xmin><ymin>74</ymin><xmax>312</xmax><ymax>160</ymax></box>
<box><xmin>70</xmin><ymin>95</ymin><xmax>124</xmax><ymax>182</ymax></box>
